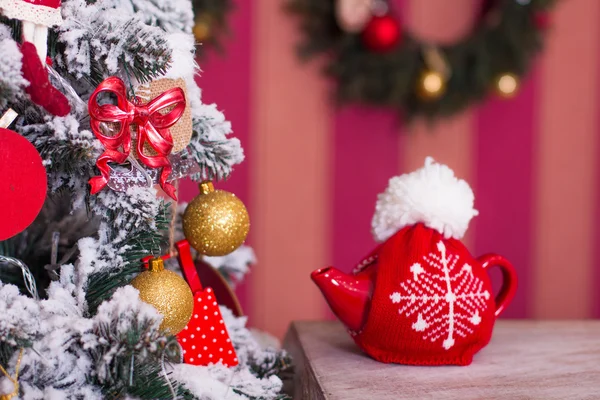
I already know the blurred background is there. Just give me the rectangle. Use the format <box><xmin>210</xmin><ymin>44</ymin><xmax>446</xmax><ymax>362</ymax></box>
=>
<box><xmin>181</xmin><ymin>0</ymin><xmax>599</xmax><ymax>338</ymax></box>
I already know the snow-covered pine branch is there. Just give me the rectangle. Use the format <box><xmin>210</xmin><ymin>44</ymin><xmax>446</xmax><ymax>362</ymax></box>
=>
<box><xmin>84</xmin><ymin>191</ymin><xmax>170</xmax><ymax>313</ymax></box>
<box><xmin>188</xmin><ymin>107</ymin><xmax>244</xmax><ymax>181</ymax></box>
<box><xmin>19</xmin><ymin>115</ymin><xmax>96</xmax><ymax>196</ymax></box>
<box><xmin>0</xmin><ymin>283</ymin><xmax>41</xmax><ymax>349</ymax></box>
<box><xmin>122</xmin><ymin>0</ymin><xmax>194</xmax><ymax>34</ymax></box>
<box><xmin>56</xmin><ymin>0</ymin><xmax>172</xmax><ymax>86</ymax></box>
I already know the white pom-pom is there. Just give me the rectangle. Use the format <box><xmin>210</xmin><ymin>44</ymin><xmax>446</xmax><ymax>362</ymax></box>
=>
<box><xmin>0</xmin><ymin>376</ymin><xmax>15</xmax><ymax>396</ymax></box>
<box><xmin>371</xmin><ymin>157</ymin><xmax>478</xmax><ymax>242</ymax></box>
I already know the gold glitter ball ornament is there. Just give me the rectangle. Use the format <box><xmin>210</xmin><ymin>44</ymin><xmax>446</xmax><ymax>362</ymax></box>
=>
<box><xmin>183</xmin><ymin>181</ymin><xmax>250</xmax><ymax>257</ymax></box>
<box><xmin>131</xmin><ymin>258</ymin><xmax>194</xmax><ymax>335</ymax></box>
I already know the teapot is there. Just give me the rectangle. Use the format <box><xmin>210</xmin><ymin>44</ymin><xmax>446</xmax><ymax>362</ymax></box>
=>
<box><xmin>311</xmin><ymin>159</ymin><xmax>517</xmax><ymax>365</ymax></box>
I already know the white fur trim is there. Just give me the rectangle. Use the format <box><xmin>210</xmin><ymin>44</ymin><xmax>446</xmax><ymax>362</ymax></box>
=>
<box><xmin>371</xmin><ymin>157</ymin><xmax>478</xmax><ymax>242</ymax></box>
<box><xmin>0</xmin><ymin>0</ymin><xmax>62</xmax><ymax>27</ymax></box>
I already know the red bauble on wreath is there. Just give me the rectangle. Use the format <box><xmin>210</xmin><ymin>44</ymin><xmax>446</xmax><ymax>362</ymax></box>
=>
<box><xmin>533</xmin><ymin>12</ymin><xmax>551</xmax><ymax>30</ymax></box>
<box><xmin>0</xmin><ymin>113</ymin><xmax>47</xmax><ymax>241</ymax></box>
<box><xmin>361</xmin><ymin>14</ymin><xmax>401</xmax><ymax>53</ymax></box>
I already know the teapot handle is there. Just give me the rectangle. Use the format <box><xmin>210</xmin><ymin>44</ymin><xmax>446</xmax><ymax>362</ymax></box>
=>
<box><xmin>477</xmin><ymin>254</ymin><xmax>518</xmax><ymax>317</ymax></box>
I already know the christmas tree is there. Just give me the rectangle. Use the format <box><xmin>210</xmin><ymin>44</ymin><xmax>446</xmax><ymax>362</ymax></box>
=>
<box><xmin>0</xmin><ymin>0</ymin><xmax>291</xmax><ymax>398</ymax></box>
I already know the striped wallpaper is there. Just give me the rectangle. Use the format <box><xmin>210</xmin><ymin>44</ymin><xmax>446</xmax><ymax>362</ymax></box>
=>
<box><xmin>181</xmin><ymin>0</ymin><xmax>600</xmax><ymax>338</ymax></box>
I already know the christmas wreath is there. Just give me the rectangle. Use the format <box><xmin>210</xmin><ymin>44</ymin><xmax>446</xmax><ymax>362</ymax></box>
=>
<box><xmin>287</xmin><ymin>0</ymin><xmax>556</xmax><ymax>119</ymax></box>
<box><xmin>192</xmin><ymin>0</ymin><xmax>233</xmax><ymax>57</ymax></box>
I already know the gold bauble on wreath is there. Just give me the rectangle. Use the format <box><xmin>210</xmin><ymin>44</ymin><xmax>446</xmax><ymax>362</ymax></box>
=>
<box><xmin>131</xmin><ymin>258</ymin><xmax>194</xmax><ymax>335</ymax></box>
<box><xmin>183</xmin><ymin>181</ymin><xmax>250</xmax><ymax>257</ymax></box>
<box><xmin>416</xmin><ymin>69</ymin><xmax>446</xmax><ymax>101</ymax></box>
<box><xmin>494</xmin><ymin>73</ymin><xmax>520</xmax><ymax>98</ymax></box>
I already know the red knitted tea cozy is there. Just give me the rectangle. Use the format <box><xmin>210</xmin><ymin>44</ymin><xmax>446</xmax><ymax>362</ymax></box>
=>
<box><xmin>311</xmin><ymin>158</ymin><xmax>517</xmax><ymax>366</ymax></box>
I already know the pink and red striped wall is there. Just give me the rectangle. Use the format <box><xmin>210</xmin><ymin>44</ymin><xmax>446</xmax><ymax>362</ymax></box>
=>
<box><xmin>181</xmin><ymin>0</ymin><xmax>600</xmax><ymax>338</ymax></box>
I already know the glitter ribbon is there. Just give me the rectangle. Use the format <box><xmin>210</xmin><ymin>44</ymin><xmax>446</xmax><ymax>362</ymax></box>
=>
<box><xmin>88</xmin><ymin>77</ymin><xmax>186</xmax><ymax>200</ymax></box>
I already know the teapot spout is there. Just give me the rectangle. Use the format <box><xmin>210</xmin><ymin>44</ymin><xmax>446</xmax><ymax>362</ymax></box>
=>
<box><xmin>311</xmin><ymin>267</ymin><xmax>371</xmax><ymax>332</ymax></box>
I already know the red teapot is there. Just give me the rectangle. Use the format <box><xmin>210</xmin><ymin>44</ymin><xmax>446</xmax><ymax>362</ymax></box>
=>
<box><xmin>311</xmin><ymin>158</ymin><xmax>517</xmax><ymax>366</ymax></box>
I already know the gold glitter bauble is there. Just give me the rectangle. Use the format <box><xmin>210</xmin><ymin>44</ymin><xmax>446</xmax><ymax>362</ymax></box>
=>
<box><xmin>417</xmin><ymin>70</ymin><xmax>446</xmax><ymax>101</ymax></box>
<box><xmin>494</xmin><ymin>73</ymin><xmax>520</xmax><ymax>98</ymax></box>
<box><xmin>183</xmin><ymin>181</ymin><xmax>250</xmax><ymax>257</ymax></box>
<box><xmin>131</xmin><ymin>258</ymin><xmax>194</xmax><ymax>335</ymax></box>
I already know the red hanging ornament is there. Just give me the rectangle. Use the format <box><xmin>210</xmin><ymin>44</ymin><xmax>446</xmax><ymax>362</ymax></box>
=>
<box><xmin>177</xmin><ymin>287</ymin><xmax>239</xmax><ymax>367</ymax></box>
<box><xmin>143</xmin><ymin>240</ymin><xmax>239</xmax><ymax>367</ymax></box>
<box><xmin>0</xmin><ymin>114</ymin><xmax>47</xmax><ymax>241</ymax></box>
<box><xmin>361</xmin><ymin>14</ymin><xmax>401</xmax><ymax>53</ymax></box>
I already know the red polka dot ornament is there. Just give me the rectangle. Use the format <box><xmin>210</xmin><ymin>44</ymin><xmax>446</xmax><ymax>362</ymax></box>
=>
<box><xmin>171</xmin><ymin>240</ymin><xmax>239</xmax><ymax>367</ymax></box>
<box><xmin>0</xmin><ymin>109</ymin><xmax>47</xmax><ymax>241</ymax></box>
<box><xmin>177</xmin><ymin>287</ymin><xmax>238</xmax><ymax>367</ymax></box>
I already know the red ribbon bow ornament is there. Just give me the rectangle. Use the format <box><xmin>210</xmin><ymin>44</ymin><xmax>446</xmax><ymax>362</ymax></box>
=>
<box><xmin>88</xmin><ymin>76</ymin><xmax>186</xmax><ymax>200</ymax></box>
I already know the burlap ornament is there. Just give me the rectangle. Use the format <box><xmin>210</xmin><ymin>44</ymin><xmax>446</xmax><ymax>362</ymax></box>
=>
<box><xmin>135</xmin><ymin>78</ymin><xmax>193</xmax><ymax>155</ymax></box>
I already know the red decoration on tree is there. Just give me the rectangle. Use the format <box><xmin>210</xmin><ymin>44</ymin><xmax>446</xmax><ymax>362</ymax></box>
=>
<box><xmin>176</xmin><ymin>241</ymin><xmax>239</xmax><ymax>367</ymax></box>
<box><xmin>0</xmin><ymin>125</ymin><xmax>47</xmax><ymax>241</ymax></box>
<box><xmin>87</xmin><ymin>77</ymin><xmax>186</xmax><ymax>200</ymax></box>
<box><xmin>143</xmin><ymin>240</ymin><xmax>239</xmax><ymax>367</ymax></box>
<box><xmin>361</xmin><ymin>14</ymin><xmax>401</xmax><ymax>53</ymax></box>
<box><xmin>177</xmin><ymin>287</ymin><xmax>239</xmax><ymax>367</ymax></box>
<box><xmin>20</xmin><ymin>42</ymin><xmax>70</xmax><ymax>117</ymax></box>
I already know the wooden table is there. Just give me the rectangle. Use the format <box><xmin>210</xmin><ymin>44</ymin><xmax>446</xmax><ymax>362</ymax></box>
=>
<box><xmin>283</xmin><ymin>320</ymin><xmax>600</xmax><ymax>399</ymax></box>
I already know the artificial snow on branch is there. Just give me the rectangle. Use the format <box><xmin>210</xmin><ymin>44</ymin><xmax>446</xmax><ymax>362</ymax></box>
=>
<box><xmin>188</xmin><ymin>107</ymin><xmax>244</xmax><ymax>181</ymax></box>
<box><xmin>0</xmin><ymin>283</ymin><xmax>41</xmax><ymax>349</ymax></box>
<box><xmin>56</xmin><ymin>0</ymin><xmax>172</xmax><ymax>85</ymax></box>
<box><xmin>19</xmin><ymin>114</ymin><xmax>96</xmax><ymax>196</ymax></box>
<box><xmin>125</xmin><ymin>0</ymin><xmax>194</xmax><ymax>34</ymax></box>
